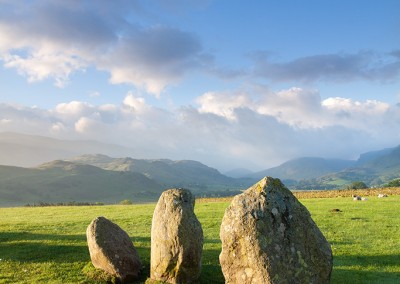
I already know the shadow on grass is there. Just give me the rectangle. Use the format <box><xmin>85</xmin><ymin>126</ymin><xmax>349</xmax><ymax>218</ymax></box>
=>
<box><xmin>0</xmin><ymin>231</ymin><xmax>88</xmax><ymax>262</ymax></box>
<box><xmin>332</xmin><ymin>254</ymin><xmax>400</xmax><ymax>283</ymax></box>
<box><xmin>130</xmin><ymin>237</ymin><xmax>223</xmax><ymax>284</ymax></box>
<box><xmin>0</xmin><ymin>232</ymin><xmax>150</xmax><ymax>264</ymax></box>
<box><xmin>0</xmin><ymin>231</ymin><xmax>87</xmax><ymax>242</ymax></box>
<box><xmin>200</xmin><ymin>247</ymin><xmax>224</xmax><ymax>284</ymax></box>
<box><xmin>0</xmin><ymin>232</ymin><xmax>224</xmax><ymax>283</ymax></box>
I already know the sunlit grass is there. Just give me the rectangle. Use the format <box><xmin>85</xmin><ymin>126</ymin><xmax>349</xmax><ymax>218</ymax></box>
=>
<box><xmin>0</xmin><ymin>196</ymin><xmax>399</xmax><ymax>283</ymax></box>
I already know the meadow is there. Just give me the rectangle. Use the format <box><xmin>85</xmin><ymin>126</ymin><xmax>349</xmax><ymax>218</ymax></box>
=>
<box><xmin>0</xmin><ymin>194</ymin><xmax>399</xmax><ymax>283</ymax></box>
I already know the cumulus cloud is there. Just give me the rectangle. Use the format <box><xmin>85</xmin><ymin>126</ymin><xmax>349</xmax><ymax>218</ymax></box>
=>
<box><xmin>1</xmin><ymin>1</ymin><xmax>398</xmax><ymax>96</ymax></box>
<box><xmin>196</xmin><ymin>91</ymin><xmax>252</xmax><ymax>120</ymax></box>
<box><xmin>1</xmin><ymin>88</ymin><xmax>400</xmax><ymax>170</ymax></box>
<box><xmin>100</xmin><ymin>25</ymin><xmax>203</xmax><ymax>95</ymax></box>
<box><xmin>0</xmin><ymin>1</ymin><xmax>205</xmax><ymax>95</ymax></box>
<box><xmin>196</xmin><ymin>86</ymin><xmax>395</xmax><ymax>133</ymax></box>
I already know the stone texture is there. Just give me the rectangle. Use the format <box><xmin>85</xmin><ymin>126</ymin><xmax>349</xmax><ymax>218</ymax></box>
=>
<box><xmin>219</xmin><ymin>177</ymin><xmax>333</xmax><ymax>284</ymax></box>
<box><xmin>150</xmin><ymin>188</ymin><xmax>203</xmax><ymax>284</ymax></box>
<box><xmin>86</xmin><ymin>216</ymin><xmax>142</xmax><ymax>282</ymax></box>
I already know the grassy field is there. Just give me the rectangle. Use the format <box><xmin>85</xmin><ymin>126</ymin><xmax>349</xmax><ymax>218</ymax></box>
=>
<box><xmin>0</xmin><ymin>195</ymin><xmax>399</xmax><ymax>283</ymax></box>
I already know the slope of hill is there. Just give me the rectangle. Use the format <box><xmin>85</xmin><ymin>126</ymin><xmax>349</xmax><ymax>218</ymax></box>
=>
<box><xmin>249</xmin><ymin>157</ymin><xmax>355</xmax><ymax>181</ymax></box>
<box><xmin>69</xmin><ymin>154</ymin><xmax>251</xmax><ymax>191</ymax></box>
<box><xmin>321</xmin><ymin>145</ymin><xmax>400</xmax><ymax>187</ymax></box>
<box><xmin>355</xmin><ymin>147</ymin><xmax>395</xmax><ymax>166</ymax></box>
<box><xmin>0</xmin><ymin>155</ymin><xmax>254</xmax><ymax>206</ymax></box>
<box><xmin>0</xmin><ymin>161</ymin><xmax>164</xmax><ymax>207</ymax></box>
<box><xmin>1</xmin><ymin>132</ymin><xmax>400</xmax><ymax>204</ymax></box>
<box><xmin>0</xmin><ymin>132</ymin><xmax>135</xmax><ymax>167</ymax></box>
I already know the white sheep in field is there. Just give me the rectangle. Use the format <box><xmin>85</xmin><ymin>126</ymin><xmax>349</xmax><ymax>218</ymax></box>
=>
<box><xmin>352</xmin><ymin>195</ymin><xmax>368</xmax><ymax>201</ymax></box>
<box><xmin>378</xmin><ymin>193</ymin><xmax>388</xmax><ymax>198</ymax></box>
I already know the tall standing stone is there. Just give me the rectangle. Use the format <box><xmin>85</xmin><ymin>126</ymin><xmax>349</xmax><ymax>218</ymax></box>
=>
<box><xmin>86</xmin><ymin>216</ymin><xmax>142</xmax><ymax>283</ymax></box>
<box><xmin>150</xmin><ymin>188</ymin><xmax>203</xmax><ymax>284</ymax></box>
<box><xmin>219</xmin><ymin>177</ymin><xmax>333</xmax><ymax>284</ymax></box>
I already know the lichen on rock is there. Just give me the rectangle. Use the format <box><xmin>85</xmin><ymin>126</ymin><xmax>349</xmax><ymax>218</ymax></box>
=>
<box><xmin>219</xmin><ymin>177</ymin><xmax>333</xmax><ymax>284</ymax></box>
<box><xmin>150</xmin><ymin>188</ymin><xmax>203</xmax><ymax>284</ymax></box>
<box><xmin>86</xmin><ymin>216</ymin><xmax>142</xmax><ymax>283</ymax></box>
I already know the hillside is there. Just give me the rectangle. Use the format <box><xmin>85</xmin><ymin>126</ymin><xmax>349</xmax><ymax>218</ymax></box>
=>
<box><xmin>69</xmin><ymin>154</ymin><xmax>251</xmax><ymax>191</ymax></box>
<box><xmin>0</xmin><ymin>156</ymin><xmax>253</xmax><ymax>207</ymax></box>
<box><xmin>1</xmin><ymin>133</ymin><xmax>400</xmax><ymax>206</ymax></box>
<box><xmin>249</xmin><ymin>157</ymin><xmax>355</xmax><ymax>181</ymax></box>
<box><xmin>0</xmin><ymin>161</ymin><xmax>164</xmax><ymax>207</ymax></box>
<box><xmin>320</xmin><ymin>145</ymin><xmax>400</xmax><ymax>187</ymax></box>
<box><xmin>243</xmin><ymin>145</ymin><xmax>400</xmax><ymax>189</ymax></box>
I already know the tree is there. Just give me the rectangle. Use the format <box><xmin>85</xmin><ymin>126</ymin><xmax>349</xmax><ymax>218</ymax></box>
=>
<box><xmin>119</xmin><ymin>199</ymin><xmax>133</xmax><ymax>205</ymax></box>
<box><xmin>346</xmin><ymin>181</ymin><xmax>368</xmax><ymax>190</ymax></box>
<box><xmin>383</xmin><ymin>178</ymin><xmax>400</xmax><ymax>188</ymax></box>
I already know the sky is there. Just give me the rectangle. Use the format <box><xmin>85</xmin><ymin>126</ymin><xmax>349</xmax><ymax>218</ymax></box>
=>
<box><xmin>0</xmin><ymin>0</ymin><xmax>399</xmax><ymax>172</ymax></box>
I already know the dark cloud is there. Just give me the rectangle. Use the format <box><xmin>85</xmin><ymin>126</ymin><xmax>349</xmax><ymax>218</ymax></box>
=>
<box><xmin>252</xmin><ymin>51</ymin><xmax>400</xmax><ymax>83</ymax></box>
<box><xmin>112</xmin><ymin>26</ymin><xmax>202</xmax><ymax>67</ymax></box>
<box><xmin>0</xmin><ymin>0</ymin><xmax>117</xmax><ymax>48</ymax></box>
<box><xmin>0</xmin><ymin>1</ymin><xmax>206</xmax><ymax>93</ymax></box>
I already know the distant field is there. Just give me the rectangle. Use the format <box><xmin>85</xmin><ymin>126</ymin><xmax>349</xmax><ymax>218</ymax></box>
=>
<box><xmin>0</xmin><ymin>194</ymin><xmax>399</xmax><ymax>283</ymax></box>
<box><xmin>197</xmin><ymin>187</ymin><xmax>400</xmax><ymax>203</ymax></box>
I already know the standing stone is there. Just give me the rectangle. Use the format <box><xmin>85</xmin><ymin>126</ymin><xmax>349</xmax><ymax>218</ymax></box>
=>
<box><xmin>150</xmin><ymin>188</ymin><xmax>203</xmax><ymax>284</ymax></box>
<box><xmin>219</xmin><ymin>177</ymin><xmax>333</xmax><ymax>284</ymax></box>
<box><xmin>86</xmin><ymin>216</ymin><xmax>142</xmax><ymax>283</ymax></box>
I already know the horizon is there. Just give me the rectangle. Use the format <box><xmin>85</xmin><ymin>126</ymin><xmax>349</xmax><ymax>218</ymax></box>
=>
<box><xmin>1</xmin><ymin>1</ymin><xmax>399</xmax><ymax>171</ymax></box>
<box><xmin>1</xmin><ymin>131</ymin><xmax>397</xmax><ymax>173</ymax></box>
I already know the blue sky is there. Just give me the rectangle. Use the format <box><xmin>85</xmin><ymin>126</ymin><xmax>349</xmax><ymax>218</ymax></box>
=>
<box><xmin>0</xmin><ymin>0</ymin><xmax>399</xmax><ymax>171</ymax></box>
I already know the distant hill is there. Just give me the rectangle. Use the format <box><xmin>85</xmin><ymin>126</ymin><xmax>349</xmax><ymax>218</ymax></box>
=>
<box><xmin>1</xmin><ymin>132</ymin><xmax>399</xmax><ymax>206</ymax></box>
<box><xmin>69</xmin><ymin>154</ymin><xmax>251</xmax><ymax>191</ymax></box>
<box><xmin>0</xmin><ymin>161</ymin><xmax>164</xmax><ymax>207</ymax></box>
<box><xmin>0</xmin><ymin>132</ymin><xmax>135</xmax><ymax>167</ymax></box>
<box><xmin>249</xmin><ymin>157</ymin><xmax>355</xmax><ymax>181</ymax></box>
<box><xmin>355</xmin><ymin>147</ymin><xmax>395</xmax><ymax>166</ymax></box>
<box><xmin>321</xmin><ymin>145</ymin><xmax>400</xmax><ymax>187</ymax></box>
<box><xmin>0</xmin><ymin>155</ymin><xmax>253</xmax><ymax>207</ymax></box>
<box><xmin>242</xmin><ymin>145</ymin><xmax>400</xmax><ymax>189</ymax></box>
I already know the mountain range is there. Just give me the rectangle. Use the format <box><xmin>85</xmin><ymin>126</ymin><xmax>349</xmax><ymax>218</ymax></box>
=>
<box><xmin>0</xmin><ymin>132</ymin><xmax>399</xmax><ymax>206</ymax></box>
<box><xmin>244</xmin><ymin>145</ymin><xmax>400</xmax><ymax>189</ymax></box>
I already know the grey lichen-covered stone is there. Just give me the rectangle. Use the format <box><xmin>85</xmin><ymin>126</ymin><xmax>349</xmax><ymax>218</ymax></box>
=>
<box><xmin>150</xmin><ymin>188</ymin><xmax>203</xmax><ymax>284</ymax></box>
<box><xmin>86</xmin><ymin>216</ymin><xmax>142</xmax><ymax>283</ymax></box>
<box><xmin>219</xmin><ymin>177</ymin><xmax>333</xmax><ymax>284</ymax></box>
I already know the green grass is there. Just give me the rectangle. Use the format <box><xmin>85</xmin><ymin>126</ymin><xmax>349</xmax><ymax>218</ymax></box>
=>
<box><xmin>0</xmin><ymin>197</ymin><xmax>399</xmax><ymax>283</ymax></box>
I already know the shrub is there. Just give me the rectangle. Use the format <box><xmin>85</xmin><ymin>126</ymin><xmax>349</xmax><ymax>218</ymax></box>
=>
<box><xmin>383</xmin><ymin>178</ymin><xmax>400</xmax><ymax>187</ymax></box>
<box><xmin>119</xmin><ymin>199</ymin><xmax>133</xmax><ymax>205</ymax></box>
<box><xmin>346</xmin><ymin>181</ymin><xmax>368</xmax><ymax>190</ymax></box>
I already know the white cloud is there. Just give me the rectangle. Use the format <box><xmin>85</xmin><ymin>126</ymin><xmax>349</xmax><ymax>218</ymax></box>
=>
<box><xmin>256</xmin><ymin>87</ymin><xmax>323</xmax><ymax>128</ymax></box>
<box><xmin>3</xmin><ymin>51</ymin><xmax>86</xmax><ymax>87</ymax></box>
<box><xmin>0</xmin><ymin>2</ymin><xmax>204</xmax><ymax>95</ymax></box>
<box><xmin>196</xmin><ymin>91</ymin><xmax>252</xmax><ymax>120</ymax></box>
<box><xmin>51</xmin><ymin>122</ymin><xmax>65</xmax><ymax>133</ymax></box>
<box><xmin>74</xmin><ymin>117</ymin><xmax>95</xmax><ymax>133</ymax></box>
<box><xmin>123</xmin><ymin>93</ymin><xmax>149</xmax><ymax>114</ymax></box>
<box><xmin>55</xmin><ymin>101</ymin><xmax>93</xmax><ymax>116</ymax></box>
<box><xmin>0</xmin><ymin>89</ymin><xmax>399</xmax><ymax>171</ymax></box>
<box><xmin>322</xmin><ymin>97</ymin><xmax>390</xmax><ymax>113</ymax></box>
